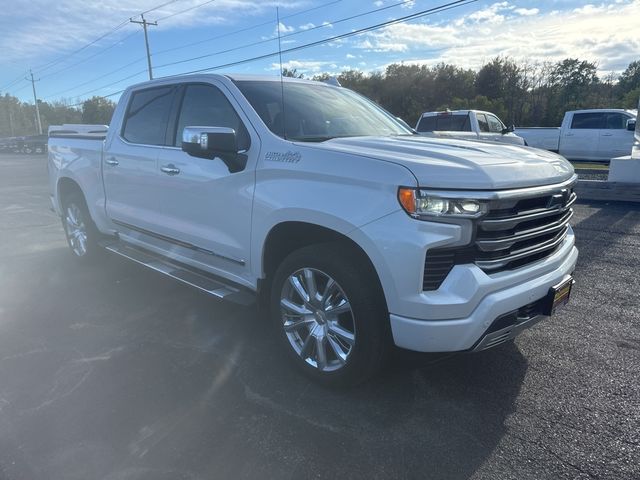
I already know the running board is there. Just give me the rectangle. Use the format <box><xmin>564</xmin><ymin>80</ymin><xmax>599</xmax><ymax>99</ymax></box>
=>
<box><xmin>101</xmin><ymin>240</ymin><xmax>255</xmax><ymax>306</ymax></box>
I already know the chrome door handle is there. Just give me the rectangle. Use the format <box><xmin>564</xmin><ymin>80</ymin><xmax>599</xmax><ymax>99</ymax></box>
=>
<box><xmin>601</xmin><ymin>133</ymin><xmax>613</xmax><ymax>136</ymax></box>
<box><xmin>160</xmin><ymin>164</ymin><xmax>180</xmax><ymax>175</ymax></box>
<box><xmin>105</xmin><ymin>157</ymin><xmax>119</xmax><ymax>166</ymax></box>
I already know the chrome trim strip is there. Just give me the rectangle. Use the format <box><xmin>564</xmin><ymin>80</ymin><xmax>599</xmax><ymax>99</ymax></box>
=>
<box><xmin>476</xmin><ymin>227</ymin><xmax>568</xmax><ymax>270</ymax></box>
<box><xmin>479</xmin><ymin>193</ymin><xmax>576</xmax><ymax>230</ymax></box>
<box><xmin>476</xmin><ymin>210</ymin><xmax>573</xmax><ymax>252</ymax></box>
<box><xmin>112</xmin><ymin>219</ymin><xmax>246</xmax><ymax>266</ymax></box>
<box><xmin>473</xmin><ymin>314</ymin><xmax>546</xmax><ymax>351</ymax></box>
<box><xmin>419</xmin><ymin>174</ymin><xmax>578</xmax><ymax>200</ymax></box>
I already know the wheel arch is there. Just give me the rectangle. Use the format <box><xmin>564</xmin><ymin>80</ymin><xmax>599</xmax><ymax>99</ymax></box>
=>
<box><xmin>57</xmin><ymin>176</ymin><xmax>86</xmax><ymax>211</ymax></box>
<box><xmin>260</xmin><ymin>221</ymin><xmax>389</xmax><ymax>313</ymax></box>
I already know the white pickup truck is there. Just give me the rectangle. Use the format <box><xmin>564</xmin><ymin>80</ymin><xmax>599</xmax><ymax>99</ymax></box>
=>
<box><xmin>415</xmin><ymin>110</ymin><xmax>526</xmax><ymax>146</ymax></box>
<box><xmin>48</xmin><ymin>74</ymin><xmax>578</xmax><ymax>386</ymax></box>
<box><xmin>516</xmin><ymin>109</ymin><xmax>637</xmax><ymax>161</ymax></box>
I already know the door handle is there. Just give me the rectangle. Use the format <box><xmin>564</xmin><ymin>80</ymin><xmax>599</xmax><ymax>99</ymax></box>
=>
<box><xmin>601</xmin><ymin>133</ymin><xmax>613</xmax><ymax>137</ymax></box>
<box><xmin>160</xmin><ymin>164</ymin><xmax>180</xmax><ymax>175</ymax></box>
<box><xmin>105</xmin><ymin>157</ymin><xmax>119</xmax><ymax>166</ymax></box>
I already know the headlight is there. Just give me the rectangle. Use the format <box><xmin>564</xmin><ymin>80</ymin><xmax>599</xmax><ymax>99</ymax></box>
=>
<box><xmin>398</xmin><ymin>187</ymin><xmax>487</xmax><ymax>219</ymax></box>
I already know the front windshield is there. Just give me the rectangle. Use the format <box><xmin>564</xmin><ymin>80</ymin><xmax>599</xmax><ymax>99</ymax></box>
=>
<box><xmin>234</xmin><ymin>80</ymin><xmax>411</xmax><ymax>141</ymax></box>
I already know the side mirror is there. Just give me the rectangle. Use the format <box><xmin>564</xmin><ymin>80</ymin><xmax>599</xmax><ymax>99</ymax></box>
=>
<box><xmin>627</xmin><ymin>119</ymin><xmax>636</xmax><ymax>131</ymax></box>
<box><xmin>182</xmin><ymin>126</ymin><xmax>244</xmax><ymax>173</ymax></box>
<box><xmin>501</xmin><ymin>125</ymin><xmax>515</xmax><ymax>134</ymax></box>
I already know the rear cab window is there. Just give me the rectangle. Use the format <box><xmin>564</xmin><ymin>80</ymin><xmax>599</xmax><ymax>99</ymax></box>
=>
<box><xmin>416</xmin><ymin>114</ymin><xmax>471</xmax><ymax>132</ymax></box>
<box><xmin>571</xmin><ymin>113</ymin><xmax>605</xmax><ymax>129</ymax></box>
<box><xmin>121</xmin><ymin>86</ymin><xmax>176</xmax><ymax>145</ymax></box>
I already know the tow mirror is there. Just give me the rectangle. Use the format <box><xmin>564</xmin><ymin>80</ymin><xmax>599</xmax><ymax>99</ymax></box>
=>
<box><xmin>182</xmin><ymin>126</ymin><xmax>244</xmax><ymax>172</ymax></box>
<box><xmin>627</xmin><ymin>119</ymin><xmax>636</xmax><ymax>131</ymax></box>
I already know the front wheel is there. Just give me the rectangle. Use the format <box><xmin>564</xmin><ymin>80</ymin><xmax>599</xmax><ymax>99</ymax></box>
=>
<box><xmin>61</xmin><ymin>192</ymin><xmax>101</xmax><ymax>262</ymax></box>
<box><xmin>270</xmin><ymin>243</ymin><xmax>389</xmax><ymax>386</ymax></box>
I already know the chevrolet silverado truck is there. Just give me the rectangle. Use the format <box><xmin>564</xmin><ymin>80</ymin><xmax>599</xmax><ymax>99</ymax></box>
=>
<box><xmin>415</xmin><ymin>110</ymin><xmax>526</xmax><ymax>146</ymax></box>
<box><xmin>48</xmin><ymin>74</ymin><xmax>578</xmax><ymax>386</ymax></box>
<box><xmin>516</xmin><ymin>109</ymin><xmax>637</xmax><ymax>161</ymax></box>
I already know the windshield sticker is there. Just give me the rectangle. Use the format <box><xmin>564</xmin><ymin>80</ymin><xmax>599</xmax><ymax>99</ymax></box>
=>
<box><xmin>264</xmin><ymin>151</ymin><xmax>302</xmax><ymax>164</ymax></box>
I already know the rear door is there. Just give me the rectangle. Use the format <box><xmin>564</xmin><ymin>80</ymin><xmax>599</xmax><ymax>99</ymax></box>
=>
<box><xmin>103</xmin><ymin>85</ymin><xmax>176</xmax><ymax>230</ymax></box>
<box><xmin>597</xmin><ymin>112</ymin><xmax>635</xmax><ymax>160</ymax></box>
<box><xmin>560</xmin><ymin>112</ymin><xmax>603</xmax><ymax>160</ymax></box>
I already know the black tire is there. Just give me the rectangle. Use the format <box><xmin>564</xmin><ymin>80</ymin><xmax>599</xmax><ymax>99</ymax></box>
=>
<box><xmin>270</xmin><ymin>243</ymin><xmax>389</xmax><ymax>387</ymax></box>
<box><xmin>61</xmin><ymin>191</ymin><xmax>102</xmax><ymax>262</ymax></box>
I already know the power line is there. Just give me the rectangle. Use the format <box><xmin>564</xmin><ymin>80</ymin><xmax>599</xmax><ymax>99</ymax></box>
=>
<box><xmin>152</xmin><ymin>0</ymin><xmax>343</xmax><ymax>57</ymax></box>
<box><xmin>33</xmin><ymin>21</ymin><xmax>131</xmax><ymax>75</ymax></box>
<box><xmin>152</xmin><ymin>0</ymin><xmax>418</xmax><ymax>72</ymax></box>
<box><xmin>175</xmin><ymin>0</ymin><xmax>477</xmax><ymax>76</ymax></box>
<box><xmin>39</xmin><ymin>30</ymin><xmax>141</xmax><ymax>81</ymax></box>
<box><xmin>41</xmin><ymin>0</ymin><xmax>343</xmax><ymax>100</ymax></box>
<box><xmin>156</xmin><ymin>0</ymin><xmax>217</xmax><ymax>22</ymax></box>
<box><xmin>49</xmin><ymin>0</ymin><xmax>477</xmax><ymax>103</ymax></box>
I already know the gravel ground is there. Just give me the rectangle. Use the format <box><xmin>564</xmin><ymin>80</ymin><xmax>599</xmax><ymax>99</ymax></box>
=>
<box><xmin>0</xmin><ymin>154</ymin><xmax>638</xmax><ymax>480</ymax></box>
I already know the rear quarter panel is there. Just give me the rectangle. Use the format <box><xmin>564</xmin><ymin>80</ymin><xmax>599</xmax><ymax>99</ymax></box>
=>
<box><xmin>48</xmin><ymin>137</ymin><xmax>110</xmax><ymax>232</ymax></box>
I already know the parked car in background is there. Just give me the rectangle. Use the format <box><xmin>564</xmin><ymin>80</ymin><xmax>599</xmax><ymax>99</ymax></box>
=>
<box><xmin>516</xmin><ymin>109</ymin><xmax>637</xmax><ymax>162</ymax></box>
<box><xmin>415</xmin><ymin>110</ymin><xmax>526</xmax><ymax>146</ymax></box>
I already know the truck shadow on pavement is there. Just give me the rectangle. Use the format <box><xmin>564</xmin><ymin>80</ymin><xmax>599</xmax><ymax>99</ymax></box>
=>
<box><xmin>0</xmin><ymin>247</ymin><xmax>527</xmax><ymax>480</ymax></box>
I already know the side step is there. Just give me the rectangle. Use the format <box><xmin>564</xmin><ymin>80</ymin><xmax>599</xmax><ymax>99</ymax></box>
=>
<box><xmin>101</xmin><ymin>240</ymin><xmax>255</xmax><ymax>306</ymax></box>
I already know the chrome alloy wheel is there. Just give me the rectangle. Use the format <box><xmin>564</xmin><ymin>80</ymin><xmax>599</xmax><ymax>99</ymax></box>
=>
<box><xmin>280</xmin><ymin>268</ymin><xmax>356</xmax><ymax>372</ymax></box>
<box><xmin>64</xmin><ymin>203</ymin><xmax>88</xmax><ymax>257</ymax></box>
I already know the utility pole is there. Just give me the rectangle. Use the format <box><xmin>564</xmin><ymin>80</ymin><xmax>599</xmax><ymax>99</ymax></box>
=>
<box><xmin>130</xmin><ymin>14</ymin><xmax>157</xmax><ymax>80</ymax></box>
<box><xmin>26</xmin><ymin>70</ymin><xmax>43</xmax><ymax>135</ymax></box>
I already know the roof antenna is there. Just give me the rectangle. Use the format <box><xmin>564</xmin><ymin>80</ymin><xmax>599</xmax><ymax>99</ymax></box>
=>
<box><xmin>276</xmin><ymin>7</ymin><xmax>287</xmax><ymax>140</ymax></box>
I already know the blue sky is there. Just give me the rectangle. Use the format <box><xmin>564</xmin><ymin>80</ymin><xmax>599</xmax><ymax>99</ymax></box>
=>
<box><xmin>1</xmin><ymin>0</ymin><xmax>638</xmax><ymax>105</ymax></box>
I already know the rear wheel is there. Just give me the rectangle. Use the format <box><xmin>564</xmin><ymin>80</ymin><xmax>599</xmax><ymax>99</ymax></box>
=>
<box><xmin>61</xmin><ymin>192</ymin><xmax>101</xmax><ymax>262</ymax></box>
<box><xmin>270</xmin><ymin>243</ymin><xmax>388</xmax><ymax>386</ymax></box>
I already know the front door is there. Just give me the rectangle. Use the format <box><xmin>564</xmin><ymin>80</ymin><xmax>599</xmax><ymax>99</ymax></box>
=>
<box><xmin>598</xmin><ymin>112</ymin><xmax>635</xmax><ymax>160</ymax></box>
<box><xmin>152</xmin><ymin>82</ymin><xmax>258</xmax><ymax>282</ymax></box>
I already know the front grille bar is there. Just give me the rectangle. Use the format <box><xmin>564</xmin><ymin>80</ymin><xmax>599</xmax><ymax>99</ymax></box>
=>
<box><xmin>475</xmin><ymin>226</ymin><xmax>568</xmax><ymax>271</ymax></box>
<box><xmin>476</xmin><ymin>209</ymin><xmax>573</xmax><ymax>252</ymax></box>
<box><xmin>479</xmin><ymin>192</ymin><xmax>576</xmax><ymax>231</ymax></box>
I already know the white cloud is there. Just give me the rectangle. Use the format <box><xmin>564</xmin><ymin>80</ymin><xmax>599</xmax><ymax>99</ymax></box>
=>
<box><xmin>373</xmin><ymin>0</ymin><xmax>384</xmax><ymax>6</ymax></box>
<box><xmin>346</xmin><ymin>53</ymin><xmax>356</xmax><ymax>59</ymax></box>
<box><xmin>0</xmin><ymin>0</ymin><xmax>305</xmax><ymax>64</ymax></box>
<box><xmin>357</xmin><ymin>0</ymin><xmax>640</xmax><ymax>74</ymax></box>
<box><xmin>269</xmin><ymin>60</ymin><xmax>331</xmax><ymax>73</ymax></box>
<box><xmin>299</xmin><ymin>22</ymin><xmax>315</xmax><ymax>31</ymax></box>
<box><xmin>274</xmin><ymin>22</ymin><xmax>295</xmax><ymax>35</ymax></box>
<box><xmin>514</xmin><ymin>7</ymin><xmax>539</xmax><ymax>16</ymax></box>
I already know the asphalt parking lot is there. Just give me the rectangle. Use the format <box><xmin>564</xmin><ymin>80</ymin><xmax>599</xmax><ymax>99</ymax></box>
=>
<box><xmin>0</xmin><ymin>153</ymin><xmax>638</xmax><ymax>480</ymax></box>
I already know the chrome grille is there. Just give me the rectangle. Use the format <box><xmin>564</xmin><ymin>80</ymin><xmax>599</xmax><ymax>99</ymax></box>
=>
<box><xmin>474</xmin><ymin>188</ymin><xmax>576</xmax><ymax>272</ymax></box>
<box><xmin>422</xmin><ymin>180</ymin><xmax>576</xmax><ymax>291</ymax></box>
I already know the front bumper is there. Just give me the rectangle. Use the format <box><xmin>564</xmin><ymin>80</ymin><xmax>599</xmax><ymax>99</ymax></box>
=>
<box><xmin>389</xmin><ymin>242</ymin><xmax>578</xmax><ymax>352</ymax></box>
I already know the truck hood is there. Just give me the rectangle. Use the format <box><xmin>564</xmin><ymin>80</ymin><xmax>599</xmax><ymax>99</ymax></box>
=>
<box><xmin>308</xmin><ymin>135</ymin><xmax>574</xmax><ymax>189</ymax></box>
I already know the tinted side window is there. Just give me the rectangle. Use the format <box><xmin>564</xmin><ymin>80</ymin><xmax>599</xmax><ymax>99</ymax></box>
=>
<box><xmin>417</xmin><ymin>116</ymin><xmax>436</xmax><ymax>132</ymax></box>
<box><xmin>603</xmin><ymin>113</ymin><xmax>629</xmax><ymax>129</ymax></box>
<box><xmin>175</xmin><ymin>84</ymin><xmax>249</xmax><ymax>149</ymax></box>
<box><xmin>571</xmin><ymin>113</ymin><xmax>604</xmax><ymax>129</ymax></box>
<box><xmin>477</xmin><ymin>113</ymin><xmax>490</xmax><ymax>132</ymax></box>
<box><xmin>486</xmin><ymin>114</ymin><xmax>504</xmax><ymax>133</ymax></box>
<box><xmin>122</xmin><ymin>87</ymin><xmax>175</xmax><ymax>145</ymax></box>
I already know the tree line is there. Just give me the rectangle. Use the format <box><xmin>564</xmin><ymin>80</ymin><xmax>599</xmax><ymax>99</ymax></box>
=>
<box><xmin>302</xmin><ymin>57</ymin><xmax>640</xmax><ymax>127</ymax></box>
<box><xmin>0</xmin><ymin>95</ymin><xmax>115</xmax><ymax>138</ymax></box>
<box><xmin>1</xmin><ymin>56</ymin><xmax>638</xmax><ymax>137</ymax></box>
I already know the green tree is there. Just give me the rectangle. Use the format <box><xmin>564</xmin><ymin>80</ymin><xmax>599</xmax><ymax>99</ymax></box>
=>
<box><xmin>81</xmin><ymin>96</ymin><xmax>116</xmax><ymax>125</ymax></box>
